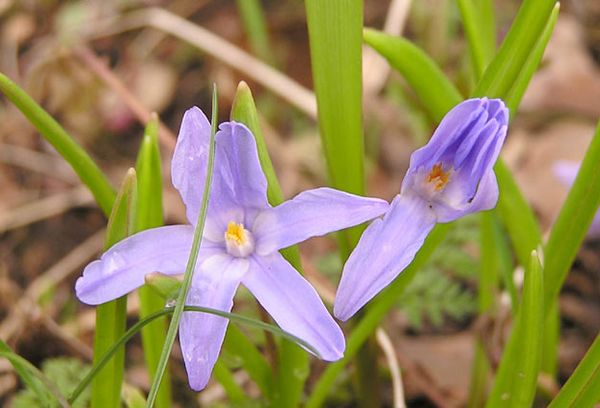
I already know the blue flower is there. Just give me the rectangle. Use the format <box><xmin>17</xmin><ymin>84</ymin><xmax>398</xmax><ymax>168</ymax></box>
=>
<box><xmin>334</xmin><ymin>98</ymin><xmax>509</xmax><ymax>321</ymax></box>
<box><xmin>75</xmin><ymin>107</ymin><xmax>389</xmax><ymax>390</ymax></box>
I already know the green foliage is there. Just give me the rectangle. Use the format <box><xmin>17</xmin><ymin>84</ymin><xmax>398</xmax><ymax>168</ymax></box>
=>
<box><xmin>13</xmin><ymin>358</ymin><xmax>90</xmax><ymax>408</ymax></box>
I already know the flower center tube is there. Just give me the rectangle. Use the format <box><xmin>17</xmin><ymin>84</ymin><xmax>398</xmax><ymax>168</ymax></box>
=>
<box><xmin>426</xmin><ymin>163</ymin><xmax>450</xmax><ymax>191</ymax></box>
<box><xmin>224</xmin><ymin>221</ymin><xmax>255</xmax><ymax>258</ymax></box>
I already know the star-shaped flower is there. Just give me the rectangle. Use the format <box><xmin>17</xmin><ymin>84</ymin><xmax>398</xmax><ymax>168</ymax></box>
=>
<box><xmin>334</xmin><ymin>98</ymin><xmax>509</xmax><ymax>320</ymax></box>
<box><xmin>75</xmin><ymin>107</ymin><xmax>389</xmax><ymax>390</ymax></box>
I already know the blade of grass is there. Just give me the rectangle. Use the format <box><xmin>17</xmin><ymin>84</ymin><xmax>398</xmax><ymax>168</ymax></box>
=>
<box><xmin>134</xmin><ymin>114</ymin><xmax>171</xmax><ymax>408</ymax></box>
<box><xmin>145</xmin><ymin>87</ymin><xmax>218</xmax><ymax>407</ymax></box>
<box><xmin>305</xmin><ymin>2</ymin><xmax>383</xmax><ymax>405</ymax></box>
<box><xmin>363</xmin><ymin>29</ymin><xmax>463</xmax><ymax>122</ymax></box>
<box><xmin>486</xmin><ymin>251</ymin><xmax>544</xmax><ymax>408</ymax></box>
<box><xmin>473</xmin><ymin>0</ymin><xmax>558</xmax><ymax>98</ymax></box>
<box><xmin>231</xmin><ymin>81</ymin><xmax>305</xmax><ymax>406</ymax></box>
<box><xmin>212</xmin><ymin>361</ymin><xmax>246</xmax><ymax>403</ymax></box>
<box><xmin>92</xmin><ymin>169</ymin><xmax>137</xmax><ymax>408</ymax></box>
<box><xmin>223</xmin><ymin>325</ymin><xmax>273</xmax><ymax>397</ymax></box>
<box><xmin>467</xmin><ymin>212</ymin><xmax>498</xmax><ymax>406</ymax></box>
<box><xmin>544</xmin><ymin>121</ymin><xmax>600</xmax><ymax>314</ymax></box>
<box><xmin>0</xmin><ymin>72</ymin><xmax>115</xmax><ymax>216</ymax></box>
<box><xmin>457</xmin><ymin>0</ymin><xmax>495</xmax><ymax>80</ymax></box>
<box><xmin>549</xmin><ymin>334</ymin><xmax>600</xmax><ymax>407</ymax></box>
<box><xmin>0</xmin><ymin>339</ymin><xmax>69</xmax><ymax>407</ymax></box>
<box><xmin>504</xmin><ymin>4</ymin><xmax>560</xmax><ymax>114</ymax></box>
<box><xmin>70</xmin><ymin>305</ymin><xmax>319</xmax><ymax>405</ymax></box>
<box><xmin>235</xmin><ymin>0</ymin><xmax>275</xmax><ymax>65</ymax></box>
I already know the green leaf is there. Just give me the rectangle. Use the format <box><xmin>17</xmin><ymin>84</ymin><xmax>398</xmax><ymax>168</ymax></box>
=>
<box><xmin>134</xmin><ymin>113</ymin><xmax>172</xmax><ymax>408</ymax></box>
<box><xmin>231</xmin><ymin>81</ymin><xmax>305</xmax><ymax>406</ymax></box>
<box><xmin>486</xmin><ymin>251</ymin><xmax>544</xmax><ymax>408</ymax></box>
<box><xmin>0</xmin><ymin>340</ymin><xmax>69</xmax><ymax>407</ymax></box>
<box><xmin>0</xmin><ymin>72</ymin><xmax>115</xmax><ymax>216</ymax></box>
<box><xmin>92</xmin><ymin>169</ymin><xmax>137</xmax><ymax>408</ymax></box>
<box><xmin>544</xmin><ymin>121</ymin><xmax>600</xmax><ymax>314</ymax></box>
<box><xmin>363</xmin><ymin>29</ymin><xmax>463</xmax><ymax>122</ymax></box>
<box><xmin>213</xmin><ymin>360</ymin><xmax>246</xmax><ymax>403</ymax></box>
<box><xmin>505</xmin><ymin>4</ymin><xmax>560</xmax><ymax>115</ymax></box>
<box><xmin>457</xmin><ymin>0</ymin><xmax>495</xmax><ymax>80</ymax></box>
<box><xmin>549</xmin><ymin>334</ymin><xmax>600</xmax><ymax>407</ymax></box>
<box><xmin>306</xmin><ymin>0</ymin><xmax>365</xmax><ymax>255</ymax></box>
<box><xmin>235</xmin><ymin>0</ymin><xmax>274</xmax><ymax>65</ymax></box>
<box><xmin>223</xmin><ymin>325</ymin><xmax>274</xmax><ymax>397</ymax></box>
<box><xmin>473</xmin><ymin>0</ymin><xmax>558</xmax><ymax>98</ymax></box>
<box><xmin>146</xmin><ymin>87</ymin><xmax>218</xmax><ymax>408</ymax></box>
<box><xmin>145</xmin><ymin>272</ymin><xmax>181</xmax><ymax>300</ymax></box>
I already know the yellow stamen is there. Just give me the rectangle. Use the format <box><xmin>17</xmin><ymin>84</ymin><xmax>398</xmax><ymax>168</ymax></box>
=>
<box><xmin>426</xmin><ymin>163</ymin><xmax>450</xmax><ymax>191</ymax></box>
<box><xmin>225</xmin><ymin>222</ymin><xmax>247</xmax><ymax>245</ymax></box>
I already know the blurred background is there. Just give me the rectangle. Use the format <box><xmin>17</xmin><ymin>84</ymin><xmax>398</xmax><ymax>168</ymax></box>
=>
<box><xmin>0</xmin><ymin>0</ymin><xmax>598</xmax><ymax>406</ymax></box>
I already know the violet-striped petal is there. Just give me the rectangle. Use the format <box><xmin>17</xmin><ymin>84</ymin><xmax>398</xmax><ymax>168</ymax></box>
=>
<box><xmin>180</xmin><ymin>254</ymin><xmax>249</xmax><ymax>391</ymax></box>
<box><xmin>252</xmin><ymin>187</ymin><xmax>389</xmax><ymax>255</ymax></box>
<box><xmin>243</xmin><ymin>253</ymin><xmax>345</xmax><ymax>361</ymax></box>
<box><xmin>171</xmin><ymin>107</ymin><xmax>212</xmax><ymax>225</ymax></box>
<box><xmin>334</xmin><ymin>194</ymin><xmax>436</xmax><ymax>321</ymax></box>
<box><xmin>76</xmin><ymin>225</ymin><xmax>211</xmax><ymax>305</ymax></box>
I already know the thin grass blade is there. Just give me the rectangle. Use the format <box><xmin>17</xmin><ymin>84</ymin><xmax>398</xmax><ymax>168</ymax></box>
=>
<box><xmin>92</xmin><ymin>169</ymin><xmax>137</xmax><ymax>408</ymax></box>
<box><xmin>134</xmin><ymin>114</ymin><xmax>171</xmax><ymax>408</ymax></box>
<box><xmin>0</xmin><ymin>72</ymin><xmax>114</xmax><ymax>216</ymax></box>
<box><xmin>549</xmin><ymin>334</ymin><xmax>600</xmax><ymax>407</ymax></box>
<box><xmin>544</xmin><ymin>121</ymin><xmax>600</xmax><ymax>314</ymax></box>
<box><xmin>486</xmin><ymin>251</ymin><xmax>544</xmax><ymax>408</ymax></box>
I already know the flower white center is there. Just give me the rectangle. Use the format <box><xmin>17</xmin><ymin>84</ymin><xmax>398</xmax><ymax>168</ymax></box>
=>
<box><xmin>224</xmin><ymin>222</ymin><xmax>255</xmax><ymax>258</ymax></box>
<box><xmin>413</xmin><ymin>162</ymin><xmax>453</xmax><ymax>201</ymax></box>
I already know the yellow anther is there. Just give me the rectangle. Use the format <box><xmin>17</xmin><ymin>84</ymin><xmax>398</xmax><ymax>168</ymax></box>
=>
<box><xmin>426</xmin><ymin>163</ymin><xmax>450</xmax><ymax>191</ymax></box>
<box><xmin>225</xmin><ymin>222</ymin><xmax>247</xmax><ymax>245</ymax></box>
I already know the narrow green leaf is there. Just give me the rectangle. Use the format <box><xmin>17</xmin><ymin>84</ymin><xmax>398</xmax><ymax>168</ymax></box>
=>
<box><xmin>146</xmin><ymin>87</ymin><xmax>218</xmax><ymax>408</ymax></box>
<box><xmin>473</xmin><ymin>0</ymin><xmax>558</xmax><ymax>98</ymax></box>
<box><xmin>70</xmin><ymin>305</ymin><xmax>320</xmax><ymax>405</ymax></box>
<box><xmin>495</xmin><ymin>161</ymin><xmax>542</xmax><ymax>267</ymax></box>
<box><xmin>505</xmin><ymin>4</ymin><xmax>560</xmax><ymax>115</ymax></box>
<box><xmin>235</xmin><ymin>0</ymin><xmax>274</xmax><ymax>65</ymax></box>
<box><xmin>549</xmin><ymin>334</ymin><xmax>600</xmax><ymax>407</ymax></box>
<box><xmin>457</xmin><ymin>0</ymin><xmax>495</xmax><ymax>80</ymax></box>
<box><xmin>213</xmin><ymin>361</ymin><xmax>246</xmax><ymax>403</ymax></box>
<box><xmin>306</xmin><ymin>0</ymin><xmax>365</xmax><ymax>256</ymax></box>
<box><xmin>486</xmin><ymin>251</ymin><xmax>544</xmax><ymax>408</ymax></box>
<box><xmin>363</xmin><ymin>29</ymin><xmax>463</xmax><ymax>122</ymax></box>
<box><xmin>0</xmin><ymin>340</ymin><xmax>68</xmax><ymax>407</ymax></box>
<box><xmin>231</xmin><ymin>81</ymin><xmax>305</xmax><ymax>406</ymax></box>
<box><xmin>92</xmin><ymin>169</ymin><xmax>137</xmax><ymax>408</ymax></box>
<box><xmin>479</xmin><ymin>212</ymin><xmax>498</xmax><ymax>313</ymax></box>
<box><xmin>223</xmin><ymin>325</ymin><xmax>273</xmax><ymax>396</ymax></box>
<box><xmin>544</xmin><ymin>121</ymin><xmax>600</xmax><ymax>315</ymax></box>
<box><xmin>0</xmin><ymin>72</ymin><xmax>115</xmax><ymax>216</ymax></box>
<box><xmin>134</xmin><ymin>113</ymin><xmax>172</xmax><ymax>408</ymax></box>
<box><xmin>467</xmin><ymin>341</ymin><xmax>492</xmax><ymax>408</ymax></box>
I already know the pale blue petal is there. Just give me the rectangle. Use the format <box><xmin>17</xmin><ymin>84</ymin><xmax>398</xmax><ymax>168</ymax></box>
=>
<box><xmin>243</xmin><ymin>253</ymin><xmax>345</xmax><ymax>361</ymax></box>
<box><xmin>180</xmin><ymin>254</ymin><xmax>249</xmax><ymax>391</ymax></box>
<box><xmin>433</xmin><ymin>169</ymin><xmax>498</xmax><ymax>223</ymax></box>
<box><xmin>76</xmin><ymin>225</ymin><xmax>223</xmax><ymax>305</ymax></box>
<box><xmin>171</xmin><ymin>107</ymin><xmax>212</xmax><ymax>225</ymax></box>
<box><xmin>213</xmin><ymin>122</ymin><xmax>269</xmax><ymax>218</ymax></box>
<box><xmin>252</xmin><ymin>187</ymin><xmax>389</xmax><ymax>255</ymax></box>
<box><xmin>334</xmin><ymin>195</ymin><xmax>436</xmax><ymax>321</ymax></box>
